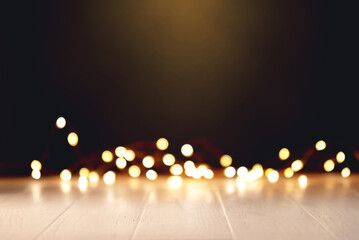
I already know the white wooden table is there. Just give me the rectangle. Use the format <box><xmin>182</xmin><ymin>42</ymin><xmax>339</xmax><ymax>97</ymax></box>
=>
<box><xmin>0</xmin><ymin>174</ymin><xmax>358</xmax><ymax>239</ymax></box>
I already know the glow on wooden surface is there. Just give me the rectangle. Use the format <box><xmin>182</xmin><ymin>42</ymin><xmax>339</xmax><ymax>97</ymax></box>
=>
<box><xmin>163</xmin><ymin>154</ymin><xmax>175</xmax><ymax>166</ymax></box>
<box><xmin>56</xmin><ymin>117</ymin><xmax>66</xmax><ymax>129</ymax></box>
<box><xmin>142</xmin><ymin>156</ymin><xmax>155</xmax><ymax>168</ymax></box>
<box><xmin>323</xmin><ymin>159</ymin><xmax>335</xmax><ymax>172</ymax></box>
<box><xmin>67</xmin><ymin>132</ymin><xmax>78</xmax><ymax>147</ymax></box>
<box><xmin>181</xmin><ymin>144</ymin><xmax>193</xmax><ymax>157</ymax></box>
<box><xmin>298</xmin><ymin>175</ymin><xmax>308</xmax><ymax>188</ymax></box>
<box><xmin>170</xmin><ymin>164</ymin><xmax>183</xmax><ymax>176</ymax></box>
<box><xmin>341</xmin><ymin>167</ymin><xmax>351</xmax><ymax>178</ymax></box>
<box><xmin>237</xmin><ymin>166</ymin><xmax>248</xmax><ymax>178</ymax></box>
<box><xmin>291</xmin><ymin>160</ymin><xmax>303</xmax><ymax>172</ymax></box>
<box><xmin>279</xmin><ymin>148</ymin><xmax>290</xmax><ymax>160</ymax></box>
<box><xmin>31</xmin><ymin>160</ymin><xmax>42</xmax><ymax>171</ymax></box>
<box><xmin>156</xmin><ymin>138</ymin><xmax>169</xmax><ymax>150</ymax></box>
<box><xmin>129</xmin><ymin>165</ymin><xmax>141</xmax><ymax>178</ymax></box>
<box><xmin>60</xmin><ymin>169</ymin><xmax>72</xmax><ymax>181</ymax></box>
<box><xmin>115</xmin><ymin>146</ymin><xmax>127</xmax><ymax>158</ymax></box>
<box><xmin>31</xmin><ymin>170</ymin><xmax>41</xmax><ymax>180</ymax></box>
<box><xmin>224</xmin><ymin>166</ymin><xmax>236</xmax><ymax>178</ymax></box>
<box><xmin>284</xmin><ymin>167</ymin><xmax>294</xmax><ymax>178</ymax></box>
<box><xmin>103</xmin><ymin>171</ymin><xmax>116</xmax><ymax>185</ymax></box>
<box><xmin>146</xmin><ymin>170</ymin><xmax>158</xmax><ymax>180</ymax></box>
<box><xmin>336</xmin><ymin>151</ymin><xmax>345</xmax><ymax>163</ymax></box>
<box><xmin>315</xmin><ymin>140</ymin><xmax>326</xmax><ymax>151</ymax></box>
<box><xmin>78</xmin><ymin>176</ymin><xmax>88</xmax><ymax>191</ymax></box>
<box><xmin>167</xmin><ymin>176</ymin><xmax>183</xmax><ymax>188</ymax></box>
<box><xmin>116</xmin><ymin>158</ymin><xmax>127</xmax><ymax>169</ymax></box>
<box><xmin>125</xmin><ymin>149</ymin><xmax>135</xmax><ymax>161</ymax></box>
<box><xmin>220</xmin><ymin>155</ymin><xmax>232</xmax><ymax>167</ymax></box>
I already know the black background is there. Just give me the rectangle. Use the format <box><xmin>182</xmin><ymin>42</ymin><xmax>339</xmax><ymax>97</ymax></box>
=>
<box><xmin>2</xmin><ymin>1</ymin><xmax>357</xmax><ymax>174</ymax></box>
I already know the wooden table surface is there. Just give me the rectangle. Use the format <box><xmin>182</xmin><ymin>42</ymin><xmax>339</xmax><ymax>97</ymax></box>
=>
<box><xmin>0</xmin><ymin>174</ymin><xmax>358</xmax><ymax>240</ymax></box>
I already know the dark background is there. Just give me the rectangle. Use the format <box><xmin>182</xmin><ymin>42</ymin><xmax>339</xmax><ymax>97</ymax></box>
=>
<box><xmin>2</xmin><ymin>1</ymin><xmax>357</xmax><ymax>174</ymax></box>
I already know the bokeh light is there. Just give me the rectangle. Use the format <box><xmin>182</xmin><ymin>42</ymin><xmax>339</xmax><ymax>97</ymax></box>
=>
<box><xmin>315</xmin><ymin>140</ymin><xmax>326</xmax><ymax>151</ymax></box>
<box><xmin>181</xmin><ymin>144</ymin><xmax>193</xmax><ymax>157</ymax></box>
<box><xmin>163</xmin><ymin>154</ymin><xmax>175</xmax><ymax>166</ymax></box>
<box><xmin>224</xmin><ymin>166</ymin><xmax>236</xmax><ymax>178</ymax></box>
<box><xmin>204</xmin><ymin>169</ymin><xmax>214</xmax><ymax>179</ymax></box>
<box><xmin>115</xmin><ymin>146</ymin><xmax>127</xmax><ymax>158</ymax></box>
<box><xmin>125</xmin><ymin>149</ymin><xmax>135</xmax><ymax>161</ymax></box>
<box><xmin>102</xmin><ymin>150</ymin><xmax>114</xmax><ymax>163</ymax></box>
<box><xmin>279</xmin><ymin>148</ymin><xmax>290</xmax><ymax>160</ymax></box>
<box><xmin>31</xmin><ymin>170</ymin><xmax>41</xmax><ymax>180</ymax></box>
<box><xmin>103</xmin><ymin>171</ymin><xmax>116</xmax><ymax>185</ymax></box>
<box><xmin>129</xmin><ymin>165</ymin><xmax>141</xmax><ymax>178</ymax></box>
<box><xmin>156</xmin><ymin>138</ymin><xmax>169</xmax><ymax>151</ymax></box>
<box><xmin>298</xmin><ymin>175</ymin><xmax>308</xmax><ymax>187</ymax></box>
<box><xmin>291</xmin><ymin>160</ymin><xmax>303</xmax><ymax>172</ymax></box>
<box><xmin>341</xmin><ymin>167</ymin><xmax>351</xmax><ymax>178</ymax></box>
<box><xmin>146</xmin><ymin>170</ymin><xmax>158</xmax><ymax>180</ymax></box>
<box><xmin>67</xmin><ymin>132</ymin><xmax>78</xmax><ymax>147</ymax></box>
<box><xmin>142</xmin><ymin>156</ymin><xmax>155</xmax><ymax>168</ymax></box>
<box><xmin>220</xmin><ymin>155</ymin><xmax>232</xmax><ymax>167</ymax></box>
<box><xmin>31</xmin><ymin>160</ymin><xmax>42</xmax><ymax>171</ymax></box>
<box><xmin>89</xmin><ymin>171</ymin><xmax>99</xmax><ymax>183</ymax></box>
<box><xmin>323</xmin><ymin>159</ymin><xmax>335</xmax><ymax>172</ymax></box>
<box><xmin>79</xmin><ymin>167</ymin><xmax>90</xmax><ymax>178</ymax></box>
<box><xmin>116</xmin><ymin>158</ymin><xmax>127</xmax><ymax>169</ymax></box>
<box><xmin>170</xmin><ymin>164</ymin><xmax>183</xmax><ymax>176</ymax></box>
<box><xmin>267</xmin><ymin>170</ymin><xmax>279</xmax><ymax>183</ymax></box>
<box><xmin>56</xmin><ymin>117</ymin><xmax>66</xmax><ymax>129</ymax></box>
<box><xmin>237</xmin><ymin>166</ymin><xmax>248</xmax><ymax>178</ymax></box>
<box><xmin>284</xmin><ymin>167</ymin><xmax>294</xmax><ymax>178</ymax></box>
<box><xmin>78</xmin><ymin>176</ymin><xmax>88</xmax><ymax>191</ymax></box>
<box><xmin>60</xmin><ymin>169</ymin><xmax>72</xmax><ymax>181</ymax></box>
<box><xmin>336</xmin><ymin>151</ymin><xmax>345</xmax><ymax>163</ymax></box>
<box><xmin>167</xmin><ymin>176</ymin><xmax>183</xmax><ymax>188</ymax></box>
<box><xmin>265</xmin><ymin>168</ymin><xmax>273</xmax><ymax>177</ymax></box>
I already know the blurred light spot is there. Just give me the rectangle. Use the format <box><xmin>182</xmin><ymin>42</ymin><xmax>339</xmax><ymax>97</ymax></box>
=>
<box><xmin>167</xmin><ymin>176</ymin><xmax>183</xmax><ymax>188</ymax></box>
<box><xmin>315</xmin><ymin>140</ymin><xmax>326</xmax><ymax>151</ymax></box>
<box><xmin>103</xmin><ymin>171</ymin><xmax>116</xmax><ymax>185</ymax></box>
<box><xmin>336</xmin><ymin>151</ymin><xmax>345</xmax><ymax>163</ymax></box>
<box><xmin>204</xmin><ymin>169</ymin><xmax>214</xmax><ymax>179</ymax></box>
<box><xmin>170</xmin><ymin>164</ymin><xmax>183</xmax><ymax>176</ymax></box>
<box><xmin>78</xmin><ymin>176</ymin><xmax>88</xmax><ymax>191</ymax></box>
<box><xmin>142</xmin><ymin>156</ymin><xmax>155</xmax><ymax>168</ymax></box>
<box><xmin>224</xmin><ymin>166</ymin><xmax>236</xmax><ymax>178</ymax></box>
<box><xmin>146</xmin><ymin>170</ymin><xmax>158</xmax><ymax>180</ymax></box>
<box><xmin>220</xmin><ymin>155</ymin><xmax>232</xmax><ymax>167</ymax></box>
<box><xmin>67</xmin><ymin>132</ymin><xmax>78</xmax><ymax>147</ymax></box>
<box><xmin>237</xmin><ymin>166</ymin><xmax>248</xmax><ymax>178</ymax></box>
<box><xmin>252</xmin><ymin>164</ymin><xmax>264</xmax><ymax>178</ymax></box>
<box><xmin>324</xmin><ymin>159</ymin><xmax>335</xmax><ymax>172</ymax></box>
<box><xmin>116</xmin><ymin>158</ymin><xmax>127</xmax><ymax>169</ymax></box>
<box><xmin>184</xmin><ymin>160</ymin><xmax>195</xmax><ymax>170</ymax></box>
<box><xmin>89</xmin><ymin>171</ymin><xmax>99</xmax><ymax>183</ymax></box>
<box><xmin>31</xmin><ymin>160</ymin><xmax>42</xmax><ymax>171</ymax></box>
<box><xmin>156</xmin><ymin>138</ymin><xmax>169</xmax><ymax>151</ymax></box>
<box><xmin>265</xmin><ymin>168</ymin><xmax>273</xmax><ymax>177</ymax></box>
<box><xmin>60</xmin><ymin>182</ymin><xmax>71</xmax><ymax>193</ymax></box>
<box><xmin>192</xmin><ymin>168</ymin><xmax>202</xmax><ymax>179</ymax></box>
<box><xmin>60</xmin><ymin>169</ymin><xmax>72</xmax><ymax>181</ymax></box>
<box><xmin>291</xmin><ymin>160</ymin><xmax>303</xmax><ymax>172</ymax></box>
<box><xmin>341</xmin><ymin>167</ymin><xmax>351</xmax><ymax>178</ymax></box>
<box><xmin>56</xmin><ymin>117</ymin><xmax>66</xmax><ymax>129</ymax></box>
<box><xmin>298</xmin><ymin>175</ymin><xmax>308</xmax><ymax>188</ymax></box>
<box><xmin>181</xmin><ymin>144</ymin><xmax>193</xmax><ymax>157</ymax></box>
<box><xmin>284</xmin><ymin>167</ymin><xmax>294</xmax><ymax>178</ymax></box>
<box><xmin>102</xmin><ymin>150</ymin><xmax>113</xmax><ymax>163</ymax></box>
<box><xmin>31</xmin><ymin>170</ymin><xmax>41</xmax><ymax>180</ymax></box>
<box><xmin>79</xmin><ymin>167</ymin><xmax>90</xmax><ymax>178</ymax></box>
<box><xmin>129</xmin><ymin>165</ymin><xmax>141</xmax><ymax>178</ymax></box>
<box><xmin>163</xmin><ymin>153</ymin><xmax>175</xmax><ymax>166</ymax></box>
<box><xmin>115</xmin><ymin>146</ymin><xmax>127</xmax><ymax>158</ymax></box>
<box><xmin>125</xmin><ymin>149</ymin><xmax>135</xmax><ymax>161</ymax></box>
<box><xmin>267</xmin><ymin>170</ymin><xmax>279</xmax><ymax>183</ymax></box>
<box><xmin>279</xmin><ymin>148</ymin><xmax>290</xmax><ymax>160</ymax></box>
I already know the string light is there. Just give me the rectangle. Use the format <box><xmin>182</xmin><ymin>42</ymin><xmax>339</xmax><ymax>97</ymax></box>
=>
<box><xmin>291</xmin><ymin>160</ymin><xmax>303</xmax><ymax>172</ymax></box>
<box><xmin>142</xmin><ymin>156</ymin><xmax>155</xmax><ymax>168</ymax></box>
<box><xmin>181</xmin><ymin>144</ymin><xmax>193</xmax><ymax>157</ymax></box>
<box><xmin>163</xmin><ymin>154</ymin><xmax>175</xmax><ymax>166</ymax></box>
<box><xmin>279</xmin><ymin>148</ymin><xmax>290</xmax><ymax>160</ymax></box>
<box><xmin>102</xmin><ymin>150</ymin><xmax>114</xmax><ymax>163</ymax></box>
<box><xmin>336</xmin><ymin>151</ymin><xmax>345</xmax><ymax>163</ymax></box>
<box><xmin>146</xmin><ymin>170</ymin><xmax>158</xmax><ymax>180</ymax></box>
<box><xmin>89</xmin><ymin>171</ymin><xmax>99</xmax><ymax>183</ymax></box>
<box><xmin>315</xmin><ymin>140</ymin><xmax>326</xmax><ymax>151</ymax></box>
<box><xmin>341</xmin><ymin>167</ymin><xmax>351</xmax><ymax>178</ymax></box>
<box><xmin>67</xmin><ymin>132</ymin><xmax>78</xmax><ymax>147</ymax></box>
<box><xmin>116</xmin><ymin>158</ymin><xmax>127</xmax><ymax>169</ymax></box>
<box><xmin>56</xmin><ymin>117</ymin><xmax>66</xmax><ymax>129</ymax></box>
<box><xmin>115</xmin><ymin>146</ymin><xmax>126</xmax><ymax>158</ymax></box>
<box><xmin>237</xmin><ymin>166</ymin><xmax>248</xmax><ymax>178</ymax></box>
<box><xmin>323</xmin><ymin>159</ymin><xmax>335</xmax><ymax>172</ymax></box>
<box><xmin>31</xmin><ymin>170</ymin><xmax>41</xmax><ymax>180</ymax></box>
<box><xmin>267</xmin><ymin>170</ymin><xmax>279</xmax><ymax>183</ymax></box>
<box><xmin>103</xmin><ymin>171</ymin><xmax>116</xmax><ymax>185</ymax></box>
<box><xmin>125</xmin><ymin>149</ymin><xmax>135</xmax><ymax>161</ymax></box>
<box><xmin>60</xmin><ymin>169</ymin><xmax>72</xmax><ymax>181</ymax></box>
<box><xmin>129</xmin><ymin>165</ymin><xmax>141</xmax><ymax>178</ymax></box>
<box><xmin>224</xmin><ymin>166</ymin><xmax>236</xmax><ymax>178</ymax></box>
<box><xmin>79</xmin><ymin>167</ymin><xmax>90</xmax><ymax>178</ymax></box>
<box><xmin>220</xmin><ymin>155</ymin><xmax>232</xmax><ymax>167</ymax></box>
<box><xmin>31</xmin><ymin>160</ymin><xmax>42</xmax><ymax>171</ymax></box>
<box><xmin>156</xmin><ymin>138</ymin><xmax>169</xmax><ymax>151</ymax></box>
<box><xmin>170</xmin><ymin>164</ymin><xmax>183</xmax><ymax>176</ymax></box>
<box><xmin>284</xmin><ymin>167</ymin><xmax>294</xmax><ymax>178</ymax></box>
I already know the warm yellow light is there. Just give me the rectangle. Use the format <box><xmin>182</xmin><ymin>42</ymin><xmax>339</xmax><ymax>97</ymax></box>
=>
<box><xmin>167</xmin><ymin>176</ymin><xmax>183</xmax><ymax>188</ymax></box>
<box><xmin>245</xmin><ymin>170</ymin><xmax>258</xmax><ymax>182</ymax></box>
<box><xmin>341</xmin><ymin>167</ymin><xmax>351</xmax><ymax>178</ymax></box>
<box><xmin>31</xmin><ymin>160</ymin><xmax>42</xmax><ymax>171</ymax></box>
<box><xmin>116</xmin><ymin>158</ymin><xmax>127</xmax><ymax>169</ymax></box>
<box><xmin>125</xmin><ymin>149</ymin><xmax>135</xmax><ymax>161</ymax></box>
<box><xmin>336</xmin><ymin>151</ymin><xmax>345</xmax><ymax>163</ymax></box>
<box><xmin>103</xmin><ymin>171</ymin><xmax>116</xmax><ymax>185</ymax></box>
<box><xmin>323</xmin><ymin>159</ymin><xmax>335</xmax><ymax>172</ymax></box>
<box><xmin>267</xmin><ymin>170</ymin><xmax>279</xmax><ymax>183</ymax></box>
<box><xmin>284</xmin><ymin>167</ymin><xmax>294</xmax><ymax>178</ymax></box>
<box><xmin>170</xmin><ymin>164</ymin><xmax>183</xmax><ymax>176</ymax></box>
<box><xmin>60</xmin><ymin>169</ymin><xmax>72</xmax><ymax>181</ymax></box>
<box><xmin>315</xmin><ymin>140</ymin><xmax>326</xmax><ymax>151</ymax></box>
<box><xmin>291</xmin><ymin>160</ymin><xmax>303</xmax><ymax>172</ymax></box>
<box><xmin>181</xmin><ymin>144</ymin><xmax>193</xmax><ymax>157</ymax></box>
<box><xmin>115</xmin><ymin>146</ymin><xmax>127</xmax><ymax>158</ymax></box>
<box><xmin>279</xmin><ymin>148</ymin><xmax>290</xmax><ymax>160</ymax></box>
<box><xmin>89</xmin><ymin>171</ymin><xmax>99</xmax><ymax>183</ymax></box>
<box><xmin>237</xmin><ymin>166</ymin><xmax>248</xmax><ymax>178</ymax></box>
<box><xmin>129</xmin><ymin>165</ymin><xmax>141</xmax><ymax>178</ymax></box>
<box><xmin>31</xmin><ymin>170</ymin><xmax>41</xmax><ymax>180</ymax></box>
<box><xmin>146</xmin><ymin>170</ymin><xmax>158</xmax><ymax>180</ymax></box>
<box><xmin>156</xmin><ymin>138</ymin><xmax>169</xmax><ymax>150</ymax></box>
<box><xmin>252</xmin><ymin>164</ymin><xmax>264</xmax><ymax>178</ymax></box>
<box><xmin>265</xmin><ymin>168</ymin><xmax>273</xmax><ymax>177</ymax></box>
<box><xmin>184</xmin><ymin>160</ymin><xmax>195</xmax><ymax>170</ymax></box>
<box><xmin>298</xmin><ymin>175</ymin><xmax>308</xmax><ymax>187</ymax></box>
<box><xmin>102</xmin><ymin>150</ymin><xmax>113</xmax><ymax>163</ymax></box>
<box><xmin>163</xmin><ymin>154</ymin><xmax>175</xmax><ymax>166</ymax></box>
<box><xmin>78</xmin><ymin>176</ymin><xmax>88</xmax><ymax>191</ymax></box>
<box><xmin>224</xmin><ymin>166</ymin><xmax>236</xmax><ymax>178</ymax></box>
<box><xmin>67</xmin><ymin>132</ymin><xmax>79</xmax><ymax>147</ymax></box>
<box><xmin>192</xmin><ymin>168</ymin><xmax>202</xmax><ymax>179</ymax></box>
<box><xmin>204</xmin><ymin>169</ymin><xmax>214</xmax><ymax>179</ymax></box>
<box><xmin>56</xmin><ymin>117</ymin><xmax>66</xmax><ymax>129</ymax></box>
<box><xmin>220</xmin><ymin>155</ymin><xmax>232</xmax><ymax>167</ymax></box>
<box><xmin>79</xmin><ymin>167</ymin><xmax>90</xmax><ymax>178</ymax></box>
<box><xmin>142</xmin><ymin>156</ymin><xmax>155</xmax><ymax>168</ymax></box>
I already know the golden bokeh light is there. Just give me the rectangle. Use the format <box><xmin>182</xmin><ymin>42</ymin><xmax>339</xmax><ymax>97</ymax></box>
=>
<box><xmin>315</xmin><ymin>140</ymin><xmax>326</xmax><ymax>151</ymax></box>
<box><xmin>184</xmin><ymin>160</ymin><xmax>195</xmax><ymax>170</ymax></box>
<box><xmin>265</xmin><ymin>168</ymin><xmax>273</xmax><ymax>177</ymax></box>
<box><xmin>220</xmin><ymin>155</ymin><xmax>232</xmax><ymax>167</ymax></box>
<box><xmin>181</xmin><ymin>144</ymin><xmax>193</xmax><ymax>157</ymax></box>
<box><xmin>115</xmin><ymin>146</ymin><xmax>127</xmax><ymax>158</ymax></box>
<box><xmin>146</xmin><ymin>170</ymin><xmax>158</xmax><ymax>180</ymax></box>
<box><xmin>102</xmin><ymin>150</ymin><xmax>114</xmax><ymax>163</ymax></box>
<box><xmin>224</xmin><ymin>166</ymin><xmax>236</xmax><ymax>178</ymax></box>
<box><xmin>170</xmin><ymin>164</ymin><xmax>183</xmax><ymax>176</ymax></box>
<box><xmin>298</xmin><ymin>175</ymin><xmax>308</xmax><ymax>187</ymax></box>
<box><xmin>125</xmin><ymin>149</ymin><xmax>135</xmax><ymax>161</ymax></box>
<box><xmin>237</xmin><ymin>166</ymin><xmax>248</xmax><ymax>178</ymax></box>
<box><xmin>336</xmin><ymin>151</ymin><xmax>345</xmax><ymax>163</ymax></box>
<box><xmin>142</xmin><ymin>156</ymin><xmax>155</xmax><ymax>168</ymax></box>
<box><xmin>31</xmin><ymin>170</ymin><xmax>41</xmax><ymax>180</ymax></box>
<box><xmin>116</xmin><ymin>158</ymin><xmax>127</xmax><ymax>169</ymax></box>
<box><xmin>103</xmin><ymin>171</ymin><xmax>116</xmax><ymax>185</ymax></box>
<box><xmin>192</xmin><ymin>168</ymin><xmax>202</xmax><ymax>179</ymax></box>
<box><xmin>56</xmin><ymin>117</ymin><xmax>66</xmax><ymax>129</ymax></box>
<box><xmin>78</xmin><ymin>176</ymin><xmax>88</xmax><ymax>191</ymax></box>
<box><xmin>89</xmin><ymin>171</ymin><xmax>99</xmax><ymax>183</ymax></box>
<box><xmin>204</xmin><ymin>169</ymin><xmax>214</xmax><ymax>179</ymax></box>
<box><xmin>79</xmin><ymin>167</ymin><xmax>90</xmax><ymax>178</ymax></box>
<box><xmin>167</xmin><ymin>176</ymin><xmax>183</xmax><ymax>188</ymax></box>
<box><xmin>60</xmin><ymin>169</ymin><xmax>72</xmax><ymax>181</ymax></box>
<box><xmin>31</xmin><ymin>160</ymin><xmax>42</xmax><ymax>171</ymax></box>
<box><xmin>284</xmin><ymin>167</ymin><xmax>294</xmax><ymax>178</ymax></box>
<box><xmin>341</xmin><ymin>167</ymin><xmax>351</xmax><ymax>178</ymax></box>
<box><xmin>67</xmin><ymin>132</ymin><xmax>79</xmax><ymax>147</ymax></box>
<box><xmin>279</xmin><ymin>148</ymin><xmax>290</xmax><ymax>160</ymax></box>
<box><xmin>129</xmin><ymin>165</ymin><xmax>141</xmax><ymax>178</ymax></box>
<box><xmin>323</xmin><ymin>159</ymin><xmax>335</xmax><ymax>172</ymax></box>
<box><xmin>163</xmin><ymin>153</ymin><xmax>175</xmax><ymax>166</ymax></box>
<box><xmin>267</xmin><ymin>170</ymin><xmax>279</xmax><ymax>183</ymax></box>
<box><xmin>291</xmin><ymin>160</ymin><xmax>303</xmax><ymax>172</ymax></box>
<box><xmin>252</xmin><ymin>164</ymin><xmax>264</xmax><ymax>178</ymax></box>
<box><xmin>156</xmin><ymin>138</ymin><xmax>169</xmax><ymax>151</ymax></box>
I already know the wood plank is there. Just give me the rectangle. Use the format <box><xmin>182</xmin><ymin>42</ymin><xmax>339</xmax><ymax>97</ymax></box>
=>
<box><xmin>132</xmin><ymin>177</ymin><xmax>234</xmax><ymax>240</ymax></box>
<box><xmin>0</xmin><ymin>178</ymin><xmax>28</xmax><ymax>203</ymax></box>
